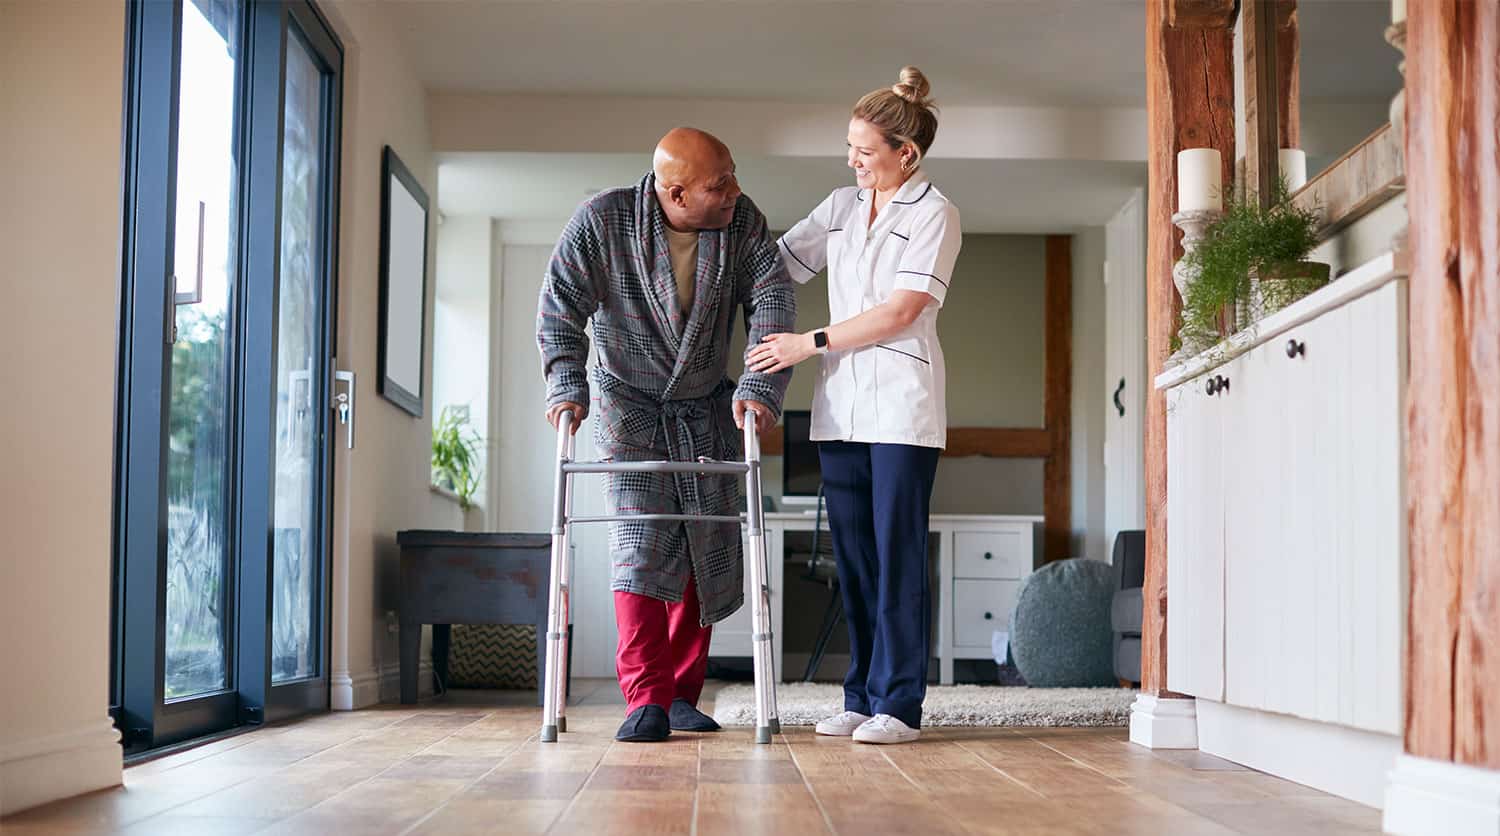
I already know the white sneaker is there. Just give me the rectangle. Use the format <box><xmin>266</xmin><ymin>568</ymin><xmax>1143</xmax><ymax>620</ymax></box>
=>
<box><xmin>852</xmin><ymin>714</ymin><xmax>920</xmax><ymax>745</ymax></box>
<box><xmin>814</xmin><ymin>710</ymin><xmax>871</xmax><ymax>736</ymax></box>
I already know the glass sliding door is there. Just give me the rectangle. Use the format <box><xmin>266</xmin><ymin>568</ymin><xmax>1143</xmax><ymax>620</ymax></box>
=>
<box><xmin>113</xmin><ymin>0</ymin><xmax>343</xmax><ymax>752</ymax></box>
<box><xmin>164</xmin><ymin>0</ymin><xmax>239</xmax><ymax>704</ymax></box>
<box><xmin>263</xmin><ymin>8</ymin><xmax>342</xmax><ymax>710</ymax></box>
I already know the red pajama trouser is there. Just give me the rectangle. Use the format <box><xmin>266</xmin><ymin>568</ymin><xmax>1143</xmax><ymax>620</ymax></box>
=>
<box><xmin>613</xmin><ymin>576</ymin><xmax>713</xmax><ymax>714</ymax></box>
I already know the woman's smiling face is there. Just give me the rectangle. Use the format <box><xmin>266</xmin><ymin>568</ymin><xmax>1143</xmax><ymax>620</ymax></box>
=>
<box><xmin>847</xmin><ymin>117</ymin><xmax>911</xmax><ymax>192</ymax></box>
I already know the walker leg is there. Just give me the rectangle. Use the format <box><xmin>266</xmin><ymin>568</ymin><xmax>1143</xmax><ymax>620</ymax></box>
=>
<box><xmin>541</xmin><ymin>412</ymin><xmax>574</xmax><ymax>742</ymax></box>
<box><xmin>554</xmin><ymin>431</ymin><xmax>576</xmax><ymax>734</ymax></box>
<box><xmin>743</xmin><ymin>411</ymin><xmax>777</xmax><ymax>743</ymax></box>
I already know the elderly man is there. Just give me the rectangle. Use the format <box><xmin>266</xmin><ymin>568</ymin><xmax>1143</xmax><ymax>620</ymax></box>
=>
<box><xmin>537</xmin><ymin>128</ymin><xmax>795</xmax><ymax>742</ymax></box>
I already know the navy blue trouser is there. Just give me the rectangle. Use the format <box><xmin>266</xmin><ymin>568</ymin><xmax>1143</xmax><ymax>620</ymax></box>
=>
<box><xmin>818</xmin><ymin>441</ymin><xmax>941</xmax><ymax>729</ymax></box>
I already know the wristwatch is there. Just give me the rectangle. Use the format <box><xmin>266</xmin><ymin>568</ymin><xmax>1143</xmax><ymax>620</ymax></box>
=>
<box><xmin>812</xmin><ymin>329</ymin><xmax>830</xmax><ymax>354</ymax></box>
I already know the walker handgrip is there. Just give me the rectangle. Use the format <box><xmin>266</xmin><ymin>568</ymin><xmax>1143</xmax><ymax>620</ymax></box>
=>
<box><xmin>742</xmin><ymin>407</ymin><xmax>761</xmax><ymax>463</ymax></box>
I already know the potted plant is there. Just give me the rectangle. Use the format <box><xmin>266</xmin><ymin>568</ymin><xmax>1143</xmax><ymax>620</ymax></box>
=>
<box><xmin>1180</xmin><ymin>180</ymin><xmax>1326</xmax><ymax>344</ymax></box>
<box><xmin>431</xmin><ymin>405</ymin><xmax>484</xmax><ymax>510</ymax></box>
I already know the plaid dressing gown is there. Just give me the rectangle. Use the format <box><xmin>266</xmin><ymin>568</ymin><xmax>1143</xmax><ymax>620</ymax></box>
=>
<box><xmin>537</xmin><ymin>172</ymin><xmax>796</xmax><ymax>625</ymax></box>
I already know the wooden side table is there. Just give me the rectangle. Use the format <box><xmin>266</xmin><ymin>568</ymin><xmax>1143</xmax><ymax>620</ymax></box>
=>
<box><xmin>397</xmin><ymin>530</ymin><xmax>571</xmax><ymax>705</ymax></box>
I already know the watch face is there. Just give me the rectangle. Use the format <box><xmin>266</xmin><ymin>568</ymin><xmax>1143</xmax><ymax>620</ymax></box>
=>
<box><xmin>814</xmin><ymin>331</ymin><xmax>828</xmax><ymax>349</ymax></box>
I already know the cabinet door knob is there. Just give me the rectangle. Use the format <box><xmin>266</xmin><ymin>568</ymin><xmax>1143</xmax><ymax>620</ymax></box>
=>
<box><xmin>984</xmin><ymin>552</ymin><xmax>993</xmax><ymax>560</ymax></box>
<box><xmin>1216</xmin><ymin>374</ymin><xmax>1230</xmax><ymax>394</ymax></box>
<box><xmin>1206</xmin><ymin>377</ymin><xmax>1218</xmax><ymax>396</ymax></box>
<box><xmin>1286</xmin><ymin>339</ymin><xmax>1306</xmax><ymax>358</ymax></box>
<box><xmin>984</xmin><ymin>612</ymin><xmax>994</xmax><ymax>620</ymax></box>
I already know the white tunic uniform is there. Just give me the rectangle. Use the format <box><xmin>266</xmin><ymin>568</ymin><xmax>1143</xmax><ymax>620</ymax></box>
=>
<box><xmin>778</xmin><ymin>171</ymin><xmax>962</xmax><ymax>448</ymax></box>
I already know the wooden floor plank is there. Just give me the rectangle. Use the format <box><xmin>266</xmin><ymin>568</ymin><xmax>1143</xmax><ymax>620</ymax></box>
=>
<box><xmin>1</xmin><ymin>681</ymin><xmax>1380</xmax><ymax>836</ymax></box>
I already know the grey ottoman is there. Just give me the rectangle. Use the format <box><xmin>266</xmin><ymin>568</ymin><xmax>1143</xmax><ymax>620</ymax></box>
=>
<box><xmin>1008</xmin><ymin>558</ymin><xmax>1117</xmax><ymax>687</ymax></box>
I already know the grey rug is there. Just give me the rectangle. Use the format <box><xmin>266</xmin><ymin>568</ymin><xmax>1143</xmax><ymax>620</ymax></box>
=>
<box><xmin>712</xmin><ymin>682</ymin><xmax>1136</xmax><ymax>728</ymax></box>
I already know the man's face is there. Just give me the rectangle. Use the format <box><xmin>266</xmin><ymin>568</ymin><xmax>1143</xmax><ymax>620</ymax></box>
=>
<box><xmin>670</xmin><ymin>155</ymin><xmax>741</xmax><ymax>230</ymax></box>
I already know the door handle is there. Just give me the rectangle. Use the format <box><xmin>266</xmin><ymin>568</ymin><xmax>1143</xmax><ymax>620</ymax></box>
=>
<box><xmin>1113</xmin><ymin>377</ymin><xmax>1126</xmax><ymax>417</ymax></box>
<box><xmin>333</xmin><ymin>369</ymin><xmax>355</xmax><ymax>449</ymax></box>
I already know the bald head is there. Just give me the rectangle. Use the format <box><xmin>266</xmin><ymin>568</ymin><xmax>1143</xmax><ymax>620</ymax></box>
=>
<box><xmin>653</xmin><ymin>127</ymin><xmax>741</xmax><ymax>231</ymax></box>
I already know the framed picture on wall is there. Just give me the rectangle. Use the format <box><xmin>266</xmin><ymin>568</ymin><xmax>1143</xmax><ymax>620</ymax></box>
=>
<box><xmin>378</xmin><ymin>145</ymin><xmax>429</xmax><ymax>417</ymax></box>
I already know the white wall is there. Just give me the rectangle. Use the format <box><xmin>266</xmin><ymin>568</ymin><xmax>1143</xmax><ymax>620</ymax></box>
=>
<box><xmin>1072</xmin><ymin>227</ymin><xmax>1109</xmax><ymax>561</ymax></box>
<box><xmin>318</xmin><ymin>0</ymin><xmax>463</xmax><ymax>710</ymax></box>
<box><xmin>433</xmin><ymin>215</ymin><xmax>493</xmax><ymax>508</ymax></box>
<box><xmin>491</xmin><ymin>226</ymin><xmax>617</xmax><ymax>678</ymax></box>
<box><xmin>0</xmin><ymin>0</ymin><xmax>128</xmax><ymax>814</ymax></box>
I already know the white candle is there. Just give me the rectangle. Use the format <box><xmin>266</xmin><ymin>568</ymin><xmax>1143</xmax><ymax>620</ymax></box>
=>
<box><xmin>1393</xmin><ymin>0</ymin><xmax>1406</xmax><ymax>24</ymax></box>
<box><xmin>1177</xmin><ymin>148</ymin><xmax>1222</xmax><ymax>213</ymax></box>
<box><xmin>1278</xmin><ymin>148</ymin><xmax>1308</xmax><ymax>190</ymax></box>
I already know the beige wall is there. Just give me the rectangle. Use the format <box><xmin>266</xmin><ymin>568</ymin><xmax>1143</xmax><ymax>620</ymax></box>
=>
<box><xmin>0</xmin><ymin>2</ymin><xmax>457</xmax><ymax>813</ymax></box>
<box><xmin>318</xmin><ymin>0</ymin><xmax>461</xmax><ymax>708</ymax></box>
<box><xmin>0</xmin><ymin>0</ymin><xmax>128</xmax><ymax>814</ymax></box>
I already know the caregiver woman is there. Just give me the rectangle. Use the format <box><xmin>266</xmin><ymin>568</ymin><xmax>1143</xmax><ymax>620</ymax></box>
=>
<box><xmin>747</xmin><ymin>66</ymin><xmax>961</xmax><ymax>745</ymax></box>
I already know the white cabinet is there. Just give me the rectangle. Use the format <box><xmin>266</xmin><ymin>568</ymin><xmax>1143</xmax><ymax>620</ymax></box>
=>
<box><xmin>1165</xmin><ymin>365</ymin><xmax>1226</xmax><ymax>700</ymax></box>
<box><xmin>1164</xmin><ymin>272</ymin><xmax>1407</xmax><ymax>736</ymax></box>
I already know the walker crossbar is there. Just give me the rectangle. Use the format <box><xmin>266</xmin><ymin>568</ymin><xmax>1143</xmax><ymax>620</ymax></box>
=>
<box><xmin>539</xmin><ymin>408</ymin><xmax>780</xmax><ymax>744</ymax></box>
<box><xmin>562</xmin><ymin>460</ymin><xmax>751</xmax><ymax>475</ymax></box>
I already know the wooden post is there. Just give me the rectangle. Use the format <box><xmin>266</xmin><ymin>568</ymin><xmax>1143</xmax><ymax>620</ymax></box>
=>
<box><xmin>1387</xmin><ymin>4</ymin><xmax>1500</xmax><ymax>827</ymax></box>
<box><xmin>1275</xmin><ymin>0</ymin><xmax>1300</xmax><ymax>150</ymax></box>
<box><xmin>1243</xmin><ymin>0</ymin><xmax>1281</xmax><ymax>203</ymax></box>
<box><xmin>1141</xmin><ymin>0</ymin><xmax>1235</xmax><ymax>711</ymax></box>
<box><xmin>1043</xmin><ymin>235</ymin><xmax>1072</xmax><ymax>563</ymax></box>
<box><xmin>1404</xmin><ymin>0</ymin><xmax>1500</xmax><ymax>768</ymax></box>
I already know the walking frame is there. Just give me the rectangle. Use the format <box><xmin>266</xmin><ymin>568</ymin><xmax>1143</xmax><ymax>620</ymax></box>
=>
<box><xmin>540</xmin><ymin>408</ymin><xmax>781</xmax><ymax>744</ymax></box>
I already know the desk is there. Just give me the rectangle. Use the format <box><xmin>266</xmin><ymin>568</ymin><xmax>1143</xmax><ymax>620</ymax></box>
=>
<box><xmin>708</xmin><ymin>513</ymin><xmax>1043</xmax><ymax>685</ymax></box>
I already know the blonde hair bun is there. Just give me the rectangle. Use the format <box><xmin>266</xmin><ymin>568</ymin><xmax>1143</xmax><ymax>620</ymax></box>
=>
<box><xmin>891</xmin><ymin>66</ymin><xmax>932</xmax><ymax>107</ymax></box>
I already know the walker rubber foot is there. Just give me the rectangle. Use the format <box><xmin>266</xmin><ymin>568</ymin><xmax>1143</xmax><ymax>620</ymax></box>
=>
<box><xmin>541</xmin><ymin>724</ymin><xmax>559</xmax><ymax>743</ymax></box>
<box><xmin>557</xmin><ymin>716</ymin><xmax>567</xmax><ymax>733</ymax></box>
<box><xmin>756</xmin><ymin>726</ymin><xmax>772</xmax><ymax>744</ymax></box>
<box><xmin>769</xmin><ymin>719</ymin><xmax>781</xmax><ymax>735</ymax></box>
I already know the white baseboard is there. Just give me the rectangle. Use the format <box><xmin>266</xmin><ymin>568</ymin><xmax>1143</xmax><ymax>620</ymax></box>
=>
<box><xmin>1385</xmin><ymin>754</ymin><xmax>1500</xmax><ymax>835</ymax></box>
<box><xmin>1128</xmin><ymin>694</ymin><xmax>1198</xmax><ymax>749</ymax></box>
<box><xmin>0</xmin><ymin>719</ymin><xmax>121</xmax><ymax>816</ymax></box>
<box><xmin>332</xmin><ymin>660</ymin><xmax>435</xmax><ymax>711</ymax></box>
<box><xmin>331</xmin><ymin>668</ymin><xmax>382</xmax><ymax>711</ymax></box>
<box><xmin>1196</xmin><ymin>698</ymin><xmax>1399</xmax><ymax>808</ymax></box>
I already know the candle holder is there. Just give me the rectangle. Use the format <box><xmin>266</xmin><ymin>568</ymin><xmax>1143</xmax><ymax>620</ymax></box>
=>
<box><xmin>1386</xmin><ymin>19</ymin><xmax>1408</xmax><ymax>255</ymax></box>
<box><xmin>1385</xmin><ymin>21</ymin><xmax>1406</xmax><ymax>135</ymax></box>
<box><xmin>1167</xmin><ymin>208</ymin><xmax>1221</xmax><ymax>368</ymax></box>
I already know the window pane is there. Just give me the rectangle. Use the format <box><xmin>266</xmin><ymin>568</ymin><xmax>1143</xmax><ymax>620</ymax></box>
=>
<box><xmin>271</xmin><ymin>32</ymin><xmax>325</xmax><ymax>684</ymax></box>
<box><xmin>164</xmin><ymin>0</ymin><xmax>239</xmax><ymax>701</ymax></box>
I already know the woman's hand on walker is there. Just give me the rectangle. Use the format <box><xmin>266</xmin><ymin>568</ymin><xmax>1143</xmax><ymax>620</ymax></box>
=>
<box><xmin>747</xmin><ymin>331</ymin><xmax>816</xmax><ymax>373</ymax></box>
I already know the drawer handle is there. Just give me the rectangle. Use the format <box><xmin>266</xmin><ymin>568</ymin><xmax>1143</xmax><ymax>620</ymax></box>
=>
<box><xmin>1286</xmin><ymin>339</ymin><xmax>1306</xmax><ymax>359</ymax></box>
<box><xmin>984</xmin><ymin>612</ymin><xmax>993</xmax><ymax>620</ymax></box>
<box><xmin>984</xmin><ymin>552</ymin><xmax>993</xmax><ymax>560</ymax></box>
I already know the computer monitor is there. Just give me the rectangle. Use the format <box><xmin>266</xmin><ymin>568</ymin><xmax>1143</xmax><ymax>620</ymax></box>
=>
<box><xmin>780</xmin><ymin>410</ymin><xmax>820</xmax><ymax>505</ymax></box>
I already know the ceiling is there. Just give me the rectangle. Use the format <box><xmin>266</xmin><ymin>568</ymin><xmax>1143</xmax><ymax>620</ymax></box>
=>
<box><xmin>405</xmin><ymin>0</ymin><xmax>1393</xmax><ymax>231</ymax></box>
<box><xmin>380</xmin><ymin>0</ymin><xmax>1397</xmax><ymax>108</ymax></box>
<box><xmin>382</xmin><ymin>0</ymin><xmax>1148</xmax><ymax>107</ymax></box>
<box><xmin>437</xmin><ymin>152</ymin><xmax>1146</xmax><ymax>233</ymax></box>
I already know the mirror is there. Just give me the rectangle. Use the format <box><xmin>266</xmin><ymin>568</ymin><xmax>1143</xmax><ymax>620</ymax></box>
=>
<box><xmin>1286</xmin><ymin>0</ymin><xmax>1403</xmax><ymax>187</ymax></box>
<box><xmin>379</xmin><ymin>145</ymin><xmax>431</xmax><ymax>417</ymax></box>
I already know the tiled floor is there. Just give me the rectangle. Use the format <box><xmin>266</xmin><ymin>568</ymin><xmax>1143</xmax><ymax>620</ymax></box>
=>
<box><xmin>1</xmin><ymin>679</ymin><xmax>1382</xmax><ymax>835</ymax></box>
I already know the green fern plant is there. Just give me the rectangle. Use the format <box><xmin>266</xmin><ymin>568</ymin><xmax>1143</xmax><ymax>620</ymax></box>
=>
<box><xmin>431</xmin><ymin>405</ymin><xmax>483</xmax><ymax>510</ymax></box>
<box><xmin>1181</xmin><ymin>179</ymin><xmax>1324</xmax><ymax>343</ymax></box>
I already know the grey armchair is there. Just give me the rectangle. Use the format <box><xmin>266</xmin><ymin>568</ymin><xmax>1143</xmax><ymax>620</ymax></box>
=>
<box><xmin>1111</xmin><ymin>530</ymin><xmax>1146</xmax><ymax>686</ymax></box>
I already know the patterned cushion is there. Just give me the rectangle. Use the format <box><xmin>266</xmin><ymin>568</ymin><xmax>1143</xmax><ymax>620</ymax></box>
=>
<box><xmin>447</xmin><ymin>624</ymin><xmax>537</xmax><ymax>689</ymax></box>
